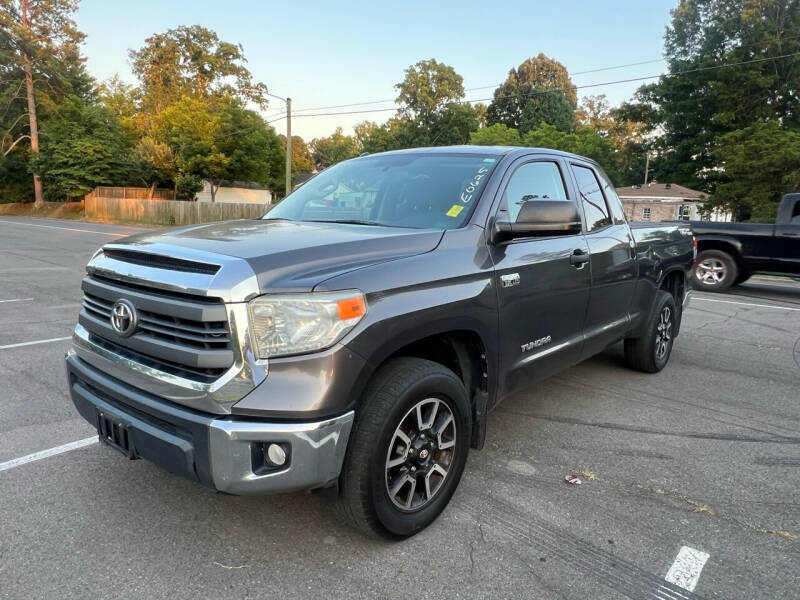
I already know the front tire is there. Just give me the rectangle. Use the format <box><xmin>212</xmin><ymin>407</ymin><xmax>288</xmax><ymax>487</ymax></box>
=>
<box><xmin>337</xmin><ymin>357</ymin><xmax>471</xmax><ymax>538</ymax></box>
<box><xmin>624</xmin><ymin>290</ymin><xmax>677</xmax><ymax>373</ymax></box>
<box><xmin>693</xmin><ymin>250</ymin><xmax>738</xmax><ymax>291</ymax></box>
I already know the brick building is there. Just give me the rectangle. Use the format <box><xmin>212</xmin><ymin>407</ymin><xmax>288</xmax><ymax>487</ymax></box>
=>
<box><xmin>615</xmin><ymin>182</ymin><xmax>732</xmax><ymax>222</ymax></box>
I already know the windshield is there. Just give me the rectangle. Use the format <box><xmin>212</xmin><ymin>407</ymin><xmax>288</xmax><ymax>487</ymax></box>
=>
<box><xmin>265</xmin><ymin>153</ymin><xmax>499</xmax><ymax>229</ymax></box>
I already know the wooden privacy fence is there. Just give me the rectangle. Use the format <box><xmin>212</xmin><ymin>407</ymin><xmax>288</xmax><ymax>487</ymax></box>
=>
<box><xmin>85</xmin><ymin>196</ymin><xmax>270</xmax><ymax>226</ymax></box>
<box><xmin>89</xmin><ymin>186</ymin><xmax>175</xmax><ymax>200</ymax></box>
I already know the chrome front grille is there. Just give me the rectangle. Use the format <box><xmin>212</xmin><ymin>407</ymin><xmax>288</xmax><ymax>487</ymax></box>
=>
<box><xmin>79</xmin><ymin>275</ymin><xmax>234</xmax><ymax>380</ymax></box>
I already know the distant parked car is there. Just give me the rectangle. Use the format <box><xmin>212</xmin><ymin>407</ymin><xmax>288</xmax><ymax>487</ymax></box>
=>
<box><xmin>691</xmin><ymin>194</ymin><xmax>800</xmax><ymax>291</ymax></box>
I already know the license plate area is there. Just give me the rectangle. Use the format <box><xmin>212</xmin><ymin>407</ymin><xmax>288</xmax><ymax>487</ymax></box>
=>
<box><xmin>97</xmin><ymin>412</ymin><xmax>138</xmax><ymax>459</ymax></box>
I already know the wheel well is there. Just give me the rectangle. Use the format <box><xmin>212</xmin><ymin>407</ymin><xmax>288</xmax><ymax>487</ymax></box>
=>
<box><xmin>382</xmin><ymin>330</ymin><xmax>489</xmax><ymax>450</ymax></box>
<box><xmin>660</xmin><ymin>269</ymin><xmax>685</xmax><ymax>334</ymax></box>
<box><xmin>696</xmin><ymin>240</ymin><xmax>744</xmax><ymax>272</ymax></box>
<box><xmin>387</xmin><ymin>331</ymin><xmax>488</xmax><ymax>400</ymax></box>
<box><xmin>660</xmin><ymin>269</ymin><xmax>684</xmax><ymax>302</ymax></box>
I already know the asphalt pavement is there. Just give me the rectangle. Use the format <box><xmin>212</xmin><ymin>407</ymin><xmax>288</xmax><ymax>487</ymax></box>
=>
<box><xmin>1</xmin><ymin>216</ymin><xmax>799</xmax><ymax>600</ymax></box>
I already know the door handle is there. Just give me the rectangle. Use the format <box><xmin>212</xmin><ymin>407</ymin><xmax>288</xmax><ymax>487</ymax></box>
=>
<box><xmin>570</xmin><ymin>249</ymin><xmax>590</xmax><ymax>267</ymax></box>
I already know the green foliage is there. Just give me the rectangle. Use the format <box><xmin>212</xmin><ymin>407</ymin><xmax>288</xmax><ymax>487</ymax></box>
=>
<box><xmin>487</xmin><ymin>54</ymin><xmax>576</xmax><ymax>131</ymax></box>
<box><xmin>395</xmin><ymin>59</ymin><xmax>464</xmax><ymax>127</ymax></box>
<box><xmin>309</xmin><ymin>127</ymin><xmax>359</xmax><ymax>169</ymax></box>
<box><xmin>469</xmin><ymin>123</ymin><xmax>521</xmax><ymax>146</ymax></box>
<box><xmin>518</xmin><ymin>90</ymin><xmax>574</xmax><ymax>134</ymax></box>
<box><xmin>142</xmin><ymin>95</ymin><xmax>282</xmax><ymax>199</ymax></box>
<box><xmin>175</xmin><ymin>174</ymin><xmax>203</xmax><ymax>200</ymax></box>
<box><xmin>33</xmin><ymin>96</ymin><xmax>135</xmax><ymax>200</ymax></box>
<box><xmin>279</xmin><ymin>135</ymin><xmax>315</xmax><ymax>184</ymax></box>
<box><xmin>1</xmin><ymin>0</ymin><xmax>93</xmax><ymax>203</ymax></box>
<box><xmin>129</xmin><ymin>25</ymin><xmax>267</xmax><ymax>114</ymax></box>
<box><xmin>635</xmin><ymin>0</ymin><xmax>800</xmax><ymax>198</ymax></box>
<box><xmin>522</xmin><ymin>123</ymin><xmax>621</xmax><ymax>183</ymax></box>
<box><xmin>711</xmin><ymin>121</ymin><xmax>800</xmax><ymax>221</ymax></box>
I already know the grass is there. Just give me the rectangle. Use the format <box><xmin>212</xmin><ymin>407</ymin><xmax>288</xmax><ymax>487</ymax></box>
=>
<box><xmin>0</xmin><ymin>201</ymin><xmax>85</xmax><ymax>220</ymax></box>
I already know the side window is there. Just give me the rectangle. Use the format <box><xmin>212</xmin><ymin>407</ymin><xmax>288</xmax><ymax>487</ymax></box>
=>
<box><xmin>500</xmin><ymin>161</ymin><xmax>568</xmax><ymax>222</ymax></box>
<box><xmin>572</xmin><ymin>164</ymin><xmax>611</xmax><ymax>231</ymax></box>
<box><xmin>600</xmin><ymin>176</ymin><xmax>626</xmax><ymax>224</ymax></box>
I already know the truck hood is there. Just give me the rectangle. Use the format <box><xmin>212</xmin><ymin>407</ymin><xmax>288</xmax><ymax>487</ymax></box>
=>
<box><xmin>104</xmin><ymin>219</ymin><xmax>445</xmax><ymax>294</ymax></box>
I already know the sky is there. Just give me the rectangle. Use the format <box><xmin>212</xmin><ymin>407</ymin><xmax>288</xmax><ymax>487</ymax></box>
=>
<box><xmin>75</xmin><ymin>0</ymin><xmax>679</xmax><ymax>141</ymax></box>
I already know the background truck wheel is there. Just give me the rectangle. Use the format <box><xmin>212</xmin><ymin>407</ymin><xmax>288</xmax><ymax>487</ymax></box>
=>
<box><xmin>337</xmin><ymin>357</ymin><xmax>471</xmax><ymax>538</ymax></box>
<box><xmin>693</xmin><ymin>249</ymin><xmax>738</xmax><ymax>291</ymax></box>
<box><xmin>624</xmin><ymin>290</ymin><xmax>677</xmax><ymax>373</ymax></box>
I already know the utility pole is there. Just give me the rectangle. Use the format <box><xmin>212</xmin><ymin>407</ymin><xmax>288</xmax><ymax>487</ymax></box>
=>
<box><xmin>285</xmin><ymin>97</ymin><xmax>292</xmax><ymax>197</ymax></box>
<box><xmin>643</xmin><ymin>153</ymin><xmax>650</xmax><ymax>186</ymax></box>
<box><xmin>264</xmin><ymin>91</ymin><xmax>292</xmax><ymax>199</ymax></box>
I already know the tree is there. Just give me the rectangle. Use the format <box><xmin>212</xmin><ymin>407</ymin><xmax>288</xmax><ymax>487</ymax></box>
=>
<box><xmin>487</xmin><ymin>54</ymin><xmax>577</xmax><ymax>132</ymax></box>
<box><xmin>469</xmin><ymin>123</ymin><xmax>521</xmax><ymax>146</ymax></box>
<box><xmin>395</xmin><ymin>58</ymin><xmax>464</xmax><ymax>128</ymax></box>
<box><xmin>32</xmin><ymin>96</ymin><xmax>135</xmax><ymax>200</ymax></box>
<box><xmin>635</xmin><ymin>0</ymin><xmax>800</xmax><ymax>194</ymax></box>
<box><xmin>129</xmin><ymin>25</ymin><xmax>267</xmax><ymax>114</ymax></box>
<box><xmin>279</xmin><ymin>134</ymin><xmax>314</xmax><ymax>181</ymax></box>
<box><xmin>518</xmin><ymin>89</ymin><xmax>574</xmax><ymax>134</ymax></box>
<box><xmin>522</xmin><ymin>123</ymin><xmax>620</xmax><ymax>183</ymax></box>
<box><xmin>0</xmin><ymin>0</ymin><xmax>88</xmax><ymax>206</ymax></box>
<box><xmin>711</xmin><ymin>120</ymin><xmax>800</xmax><ymax>221</ymax></box>
<box><xmin>145</xmin><ymin>96</ymin><xmax>281</xmax><ymax>200</ymax></box>
<box><xmin>96</xmin><ymin>75</ymin><xmax>140</xmax><ymax>138</ymax></box>
<box><xmin>309</xmin><ymin>127</ymin><xmax>359</xmax><ymax>169</ymax></box>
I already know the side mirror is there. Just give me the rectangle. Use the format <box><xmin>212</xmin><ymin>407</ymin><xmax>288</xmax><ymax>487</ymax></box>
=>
<box><xmin>491</xmin><ymin>200</ymin><xmax>582</xmax><ymax>244</ymax></box>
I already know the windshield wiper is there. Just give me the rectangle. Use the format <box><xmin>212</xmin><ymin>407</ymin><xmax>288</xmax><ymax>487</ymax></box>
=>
<box><xmin>307</xmin><ymin>219</ymin><xmax>386</xmax><ymax>227</ymax></box>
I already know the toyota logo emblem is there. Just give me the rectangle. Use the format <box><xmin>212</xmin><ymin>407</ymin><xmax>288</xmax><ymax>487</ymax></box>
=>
<box><xmin>110</xmin><ymin>299</ymin><xmax>138</xmax><ymax>337</ymax></box>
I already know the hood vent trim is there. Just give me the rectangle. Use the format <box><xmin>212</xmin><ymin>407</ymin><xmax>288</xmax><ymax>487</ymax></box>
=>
<box><xmin>102</xmin><ymin>249</ymin><xmax>220</xmax><ymax>275</ymax></box>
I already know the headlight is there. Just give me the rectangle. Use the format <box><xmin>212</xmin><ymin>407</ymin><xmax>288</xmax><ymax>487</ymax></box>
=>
<box><xmin>247</xmin><ymin>291</ymin><xmax>366</xmax><ymax>358</ymax></box>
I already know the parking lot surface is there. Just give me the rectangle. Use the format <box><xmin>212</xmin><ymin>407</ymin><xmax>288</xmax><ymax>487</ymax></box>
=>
<box><xmin>1</xmin><ymin>216</ymin><xmax>799</xmax><ymax>599</ymax></box>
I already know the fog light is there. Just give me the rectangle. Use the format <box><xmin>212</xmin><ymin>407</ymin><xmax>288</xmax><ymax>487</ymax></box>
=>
<box><xmin>266</xmin><ymin>443</ymin><xmax>287</xmax><ymax>467</ymax></box>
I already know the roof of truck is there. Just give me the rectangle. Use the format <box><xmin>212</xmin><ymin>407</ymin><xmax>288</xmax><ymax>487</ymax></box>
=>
<box><xmin>358</xmin><ymin>145</ymin><xmax>597</xmax><ymax>163</ymax></box>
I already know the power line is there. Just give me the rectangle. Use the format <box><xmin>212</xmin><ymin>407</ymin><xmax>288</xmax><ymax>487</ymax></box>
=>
<box><xmin>288</xmin><ymin>57</ymin><xmax>669</xmax><ymax>114</ymax></box>
<box><xmin>284</xmin><ymin>50</ymin><xmax>800</xmax><ymax>120</ymax></box>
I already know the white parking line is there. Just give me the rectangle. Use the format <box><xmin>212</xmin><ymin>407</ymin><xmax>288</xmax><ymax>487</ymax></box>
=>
<box><xmin>0</xmin><ymin>220</ymin><xmax>127</xmax><ymax>236</ymax></box>
<box><xmin>0</xmin><ymin>336</ymin><xmax>72</xmax><ymax>350</ymax></box>
<box><xmin>0</xmin><ymin>437</ymin><xmax>98</xmax><ymax>473</ymax></box>
<box><xmin>0</xmin><ymin>297</ymin><xmax>33</xmax><ymax>303</ymax></box>
<box><xmin>665</xmin><ymin>546</ymin><xmax>709</xmax><ymax>592</ymax></box>
<box><xmin>693</xmin><ymin>297</ymin><xmax>800</xmax><ymax>312</ymax></box>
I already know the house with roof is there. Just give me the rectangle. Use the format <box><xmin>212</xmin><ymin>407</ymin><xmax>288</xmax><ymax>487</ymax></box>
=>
<box><xmin>615</xmin><ymin>182</ymin><xmax>732</xmax><ymax>222</ymax></box>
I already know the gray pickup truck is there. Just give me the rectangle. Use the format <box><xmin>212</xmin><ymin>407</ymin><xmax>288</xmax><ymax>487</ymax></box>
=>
<box><xmin>65</xmin><ymin>146</ymin><xmax>694</xmax><ymax>537</ymax></box>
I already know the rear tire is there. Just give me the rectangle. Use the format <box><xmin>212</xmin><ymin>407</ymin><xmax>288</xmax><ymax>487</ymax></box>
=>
<box><xmin>624</xmin><ymin>290</ymin><xmax>677</xmax><ymax>373</ymax></box>
<box><xmin>337</xmin><ymin>357</ymin><xmax>471</xmax><ymax>538</ymax></box>
<box><xmin>693</xmin><ymin>250</ymin><xmax>738</xmax><ymax>291</ymax></box>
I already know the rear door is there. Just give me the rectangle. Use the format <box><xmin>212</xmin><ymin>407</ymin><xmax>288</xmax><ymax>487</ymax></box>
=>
<box><xmin>489</xmin><ymin>155</ymin><xmax>591</xmax><ymax>396</ymax></box>
<box><xmin>569</xmin><ymin>162</ymin><xmax>638</xmax><ymax>358</ymax></box>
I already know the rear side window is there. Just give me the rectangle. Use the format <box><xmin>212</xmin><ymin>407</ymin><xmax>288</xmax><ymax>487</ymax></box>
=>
<box><xmin>572</xmin><ymin>164</ymin><xmax>611</xmax><ymax>231</ymax></box>
<box><xmin>501</xmin><ymin>161</ymin><xmax>568</xmax><ymax>222</ymax></box>
<box><xmin>600</xmin><ymin>175</ymin><xmax>626</xmax><ymax>224</ymax></box>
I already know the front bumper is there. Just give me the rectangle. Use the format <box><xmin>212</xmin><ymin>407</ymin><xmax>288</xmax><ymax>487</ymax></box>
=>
<box><xmin>65</xmin><ymin>350</ymin><xmax>354</xmax><ymax>495</ymax></box>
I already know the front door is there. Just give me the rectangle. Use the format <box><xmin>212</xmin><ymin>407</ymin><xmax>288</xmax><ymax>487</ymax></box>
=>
<box><xmin>774</xmin><ymin>197</ymin><xmax>800</xmax><ymax>275</ymax></box>
<box><xmin>489</xmin><ymin>157</ymin><xmax>591</xmax><ymax>397</ymax></box>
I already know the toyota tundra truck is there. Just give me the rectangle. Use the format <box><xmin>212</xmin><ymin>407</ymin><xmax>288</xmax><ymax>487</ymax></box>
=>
<box><xmin>65</xmin><ymin>146</ymin><xmax>694</xmax><ymax>538</ymax></box>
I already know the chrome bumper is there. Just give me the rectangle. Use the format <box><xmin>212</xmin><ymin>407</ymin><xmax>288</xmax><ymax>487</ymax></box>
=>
<box><xmin>66</xmin><ymin>351</ymin><xmax>353</xmax><ymax>495</ymax></box>
<box><xmin>208</xmin><ymin>412</ymin><xmax>354</xmax><ymax>494</ymax></box>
